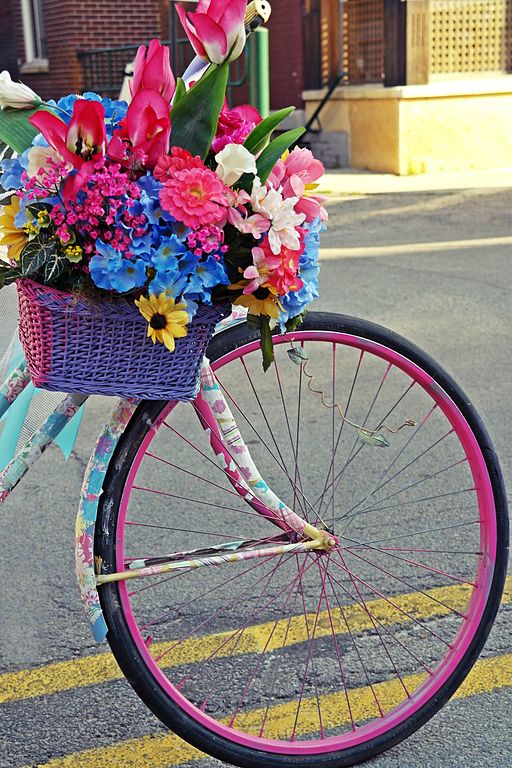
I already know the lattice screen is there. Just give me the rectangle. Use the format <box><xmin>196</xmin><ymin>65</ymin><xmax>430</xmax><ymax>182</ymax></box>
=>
<box><xmin>343</xmin><ymin>0</ymin><xmax>385</xmax><ymax>83</ymax></box>
<box><xmin>430</xmin><ymin>0</ymin><xmax>512</xmax><ymax>75</ymax></box>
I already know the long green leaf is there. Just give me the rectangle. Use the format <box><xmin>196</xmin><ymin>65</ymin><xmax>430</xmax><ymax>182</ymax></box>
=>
<box><xmin>260</xmin><ymin>315</ymin><xmax>274</xmax><ymax>372</ymax></box>
<box><xmin>0</xmin><ymin>107</ymin><xmax>39</xmax><ymax>154</ymax></box>
<box><xmin>256</xmin><ymin>127</ymin><xmax>306</xmax><ymax>183</ymax></box>
<box><xmin>244</xmin><ymin>107</ymin><xmax>295</xmax><ymax>155</ymax></box>
<box><xmin>173</xmin><ymin>77</ymin><xmax>186</xmax><ymax>106</ymax></box>
<box><xmin>169</xmin><ymin>63</ymin><xmax>229</xmax><ymax>159</ymax></box>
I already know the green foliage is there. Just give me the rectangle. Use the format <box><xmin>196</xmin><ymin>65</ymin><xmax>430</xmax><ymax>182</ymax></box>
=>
<box><xmin>173</xmin><ymin>78</ymin><xmax>186</xmax><ymax>106</ymax></box>
<box><xmin>0</xmin><ymin>107</ymin><xmax>40</xmax><ymax>154</ymax></box>
<box><xmin>243</xmin><ymin>107</ymin><xmax>295</xmax><ymax>155</ymax></box>
<box><xmin>358</xmin><ymin>429</ymin><xmax>390</xmax><ymax>448</ymax></box>
<box><xmin>169</xmin><ymin>63</ymin><xmax>229</xmax><ymax>159</ymax></box>
<box><xmin>18</xmin><ymin>235</ymin><xmax>68</xmax><ymax>285</ymax></box>
<box><xmin>0</xmin><ymin>264</ymin><xmax>19</xmax><ymax>289</ymax></box>
<box><xmin>237</xmin><ymin>126</ymin><xmax>306</xmax><ymax>192</ymax></box>
<box><xmin>256</xmin><ymin>127</ymin><xmax>305</xmax><ymax>184</ymax></box>
<box><xmin>259</xmin><ymin>315</ymin><xmax>274</xmax><ymax>371</ymax></box>
<box><xmin>286</xmin><ymin>310</ymin><xmax>308</xmax><ymax>333</ymax></box>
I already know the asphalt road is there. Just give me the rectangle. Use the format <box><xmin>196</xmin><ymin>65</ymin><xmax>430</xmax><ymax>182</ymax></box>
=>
<box><xmin>1</xmin><ymin>185</ymin><xmax>511</xmax><ymax>768</ymax></box>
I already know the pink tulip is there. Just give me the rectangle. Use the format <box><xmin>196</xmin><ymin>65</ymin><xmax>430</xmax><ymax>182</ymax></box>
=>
<box><xmin>30</xmin><ymin>100</ymin><xmax>106</xmax><ymax>170</ymax></box>
<box><xmin>130</xmin><ymin>40</ymin><xmax>175</xmax><ymax>103</ymax></box>
<box><xmin>176</xmin><ymin>0</ymin><xmax>247</xmax><ymax>65</ymax></box>
<box><xmin>108</xmin><ymin>90</ymin><xmax>171</xmax><ymax>171</ymax></box>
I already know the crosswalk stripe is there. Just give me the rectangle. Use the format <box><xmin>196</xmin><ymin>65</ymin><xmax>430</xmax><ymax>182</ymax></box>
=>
<box><xmin>17</xmin><ymin>652</ymin><xmax>512</xmax><ymax>768</ymax></box>
<box><xmin>2</xmin><ymin>575</ymin><xmax>510</xmax><ymax>705</ymax></box>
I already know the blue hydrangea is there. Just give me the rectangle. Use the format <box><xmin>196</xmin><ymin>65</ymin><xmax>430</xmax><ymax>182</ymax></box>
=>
<box><xmin>0</xmin><ymin>157</ymin><xmax>24</xmax><ymax>190</ymax></box>
<box><xmin>279</xmin><ymin>218</ymin><xmax>324</xmax><ymax>330</ymax></box>
<box><xmin>89</xmin><ymin>241</ymin><xmax>147</xmax><ymax>293</ymax></box>
<box><xmin>149</xmin><ymin>269</ymin><xmax>188</xmax><ymax>299</ymax></box>
<box><xmin>151</xmin><ymin>235</ymin><xmax>189</xmax><ymax>272</ymax></box>
<box><xmin>183</xmin><ymin>254</ymin><xmax>229</xmax><ymax>305</ymax></box>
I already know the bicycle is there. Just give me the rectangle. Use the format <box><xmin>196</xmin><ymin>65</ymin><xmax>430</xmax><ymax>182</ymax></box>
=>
<box><xmin>0</xmin><ymin>286</ymin><xmax>508</xmax><ymax>767</ymax></box>
<box><xmin>0</xmin><ymin>0</ymin><xmax>509</xmax><ymax>761</ymax></box>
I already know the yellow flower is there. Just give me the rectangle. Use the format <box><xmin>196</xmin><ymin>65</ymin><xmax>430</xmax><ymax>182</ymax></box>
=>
<box><xmin>234</xmin><ymin>291</ymin><xmax>280</xmax><ymax>319</ymax></box>
<box><xmin>64</xmin><ymin>244</ymin><xmax>83</xmax><ymax>263</ymax></box>
<box><xmin>0</xmin><ymin>196</ymin><xmax>28</xmax><ymax>262</ymax></box>
<box><xmin>135</xmin><ymin>293</ymin><xmax>189</xmax><ymax>353</ymax></box>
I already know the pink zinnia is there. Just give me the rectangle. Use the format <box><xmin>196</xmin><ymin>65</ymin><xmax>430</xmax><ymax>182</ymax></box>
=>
<box><xmin>159</xmin><ymin>166</ymin><xmax>230</xmax><ymax>228</ymax></box>
<box><xmin>154</xmin><ymin>147</ymin><xmax>204</xmax><ymax>182</ymax></box>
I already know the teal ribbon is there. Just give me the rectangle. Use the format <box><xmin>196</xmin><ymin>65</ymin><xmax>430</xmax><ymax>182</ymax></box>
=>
<box><xmin>0</xmin><ymin>349</ymin><xmax>84</xmax><ymax>472</ymax></box>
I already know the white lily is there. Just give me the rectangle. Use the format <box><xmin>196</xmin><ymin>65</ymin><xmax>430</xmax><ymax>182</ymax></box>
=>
<box><xmin>0</xmin><ymin>71</ymin><xmax>42</xmax><ymax>110</ymax></box>
<box><xmin>215</xmin><ymin>144</ymin><xmax>257</xmax><ymax>187</ymax></box>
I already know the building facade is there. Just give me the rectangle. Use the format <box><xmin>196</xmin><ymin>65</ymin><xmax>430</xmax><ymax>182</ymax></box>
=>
<box><xmin>3</xmin><ymin>1</ymin><xmax>512</xmax><ymax>173</ymax></box>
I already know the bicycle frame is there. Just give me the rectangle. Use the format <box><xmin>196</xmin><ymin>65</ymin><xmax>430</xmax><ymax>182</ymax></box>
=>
<box><xmin>1</xmin><ymin>321</ymin><xmax>334</xmax><ymax>643</ymax></box>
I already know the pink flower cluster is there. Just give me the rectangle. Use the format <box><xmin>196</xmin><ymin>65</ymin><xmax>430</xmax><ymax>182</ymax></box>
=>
<box><xmin>53</xmin><ymin>159</ymin><xmax>146</xmax><ymax>252</ymax></box>
<box><xmin>212</xmin><ymin>103</ymin><xmax>262</xmax><ymax>154</ymax></box>
<box><xmin>187</xmin><ymin>225</ymin><xmax>228</xmax><ymax>258</ymax></box>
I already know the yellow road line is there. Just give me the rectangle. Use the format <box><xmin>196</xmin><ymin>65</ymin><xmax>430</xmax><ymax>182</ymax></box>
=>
<box><xmin>2</xmin><ymin>576</ymin><xmax>510</xmax><ymax>705</ymax></box>
<box><xmin>320</xmin><ymin>235</ymin><xmax>512</xmax><ymax>259</ymax></box>
<box><xmin>18</xmin><ymin>652</ymin><xmax>512</xmax><ymax>768</ymax></box>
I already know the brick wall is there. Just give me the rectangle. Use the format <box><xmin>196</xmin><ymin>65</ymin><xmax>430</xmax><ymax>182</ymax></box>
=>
<box><xmin>0</xmin><ymin>0</ymin><xmax>19</xmax><ymax>78</ymax></box>
<box><xmin>16</xmin><ymin>0</ymin><xmax>168</xmax><ymax>100</ymax></box>
<box><xmin>7</xmin><ymin>0</ymin><xmax>306</xmax><ymax>109</ymax></box>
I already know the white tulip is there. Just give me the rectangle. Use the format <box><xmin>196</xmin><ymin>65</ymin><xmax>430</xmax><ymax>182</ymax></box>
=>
<box><xmin>0</xmin><ymin>71</ymin><xmax>42</xmax><ymax>110</ymax></box>
<box><xmin>215</xmin><ymin>144</ymin><xmax>257</xmax><ymax>188</ymax></box>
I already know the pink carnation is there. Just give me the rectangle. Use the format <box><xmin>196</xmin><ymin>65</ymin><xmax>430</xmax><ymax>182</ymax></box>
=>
<box><xmin>159</xmin><ymin>166</ymin><xmax>231</xmax><ymax>229</ymax></box>
<box><xmin>212</xmin><ymin>103</ymin><xmax>262</xmax><ymax>154</ymax></box>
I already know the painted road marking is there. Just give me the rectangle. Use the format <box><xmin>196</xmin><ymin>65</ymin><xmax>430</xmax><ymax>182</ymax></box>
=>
<box><xmin>17</xmin><ymin>653</ymin><xmax>512</xmax><ymax>768</ymax></box>
<box><xmin>1</xmin><ymin>576</ymin><xmax>511</xmax><ymax>705</ymax></box>
<box><xmin>320</xmin><ymin>235</ymin><xmax>512</xmax><ymax>259</ymax></box>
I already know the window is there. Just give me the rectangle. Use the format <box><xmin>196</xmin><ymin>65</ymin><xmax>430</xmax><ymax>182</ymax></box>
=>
<box><xmin>21</xmin><ymin>0</ymin><xmax>48</xmax><ymax>68</ymax></box>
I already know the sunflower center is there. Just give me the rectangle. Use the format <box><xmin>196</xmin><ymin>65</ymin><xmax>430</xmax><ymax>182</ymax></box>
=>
<box><xmin>150</xmin><ymin>313</ymin><xmax>168</xmax><ymax>330</ymax></box>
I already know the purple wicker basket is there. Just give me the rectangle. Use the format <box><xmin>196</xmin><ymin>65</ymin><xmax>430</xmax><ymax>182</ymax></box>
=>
<box><xmin>17</xmin><ymin>278</ymin><xmax>227</xmax><ymax>400</ymax></box>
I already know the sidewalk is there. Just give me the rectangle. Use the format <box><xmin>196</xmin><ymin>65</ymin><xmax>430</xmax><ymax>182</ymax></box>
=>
<box><xmin>317</xmin><ymin>167</ymin><xmax>512</xmax><ymax>197</ymax></box>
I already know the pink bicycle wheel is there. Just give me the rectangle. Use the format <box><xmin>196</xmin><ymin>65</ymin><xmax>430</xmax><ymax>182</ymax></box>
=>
<box><xmin>95</xmin><ymin>313</ymin><xmax>508</xmax><ymax>768</ymax></box>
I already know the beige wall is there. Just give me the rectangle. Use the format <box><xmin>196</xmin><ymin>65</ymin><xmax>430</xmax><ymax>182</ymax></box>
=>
<box><xmin>304</xmin><ymin>79</ymin><xmax>512</xmax><ymax>175</ymax></box>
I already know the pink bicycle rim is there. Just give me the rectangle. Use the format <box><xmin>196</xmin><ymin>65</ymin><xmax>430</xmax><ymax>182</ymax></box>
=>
<box><xmin>115</xmin><ymin>330</ymin><xmax>497</xmax><ymax>755</ymax></box>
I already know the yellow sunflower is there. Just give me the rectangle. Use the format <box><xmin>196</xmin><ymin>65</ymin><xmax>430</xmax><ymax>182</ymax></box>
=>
<box><xmin>135</xmin><ymin>293</ymin><xmax>189</xmax><ymax>353</ymax></box>
<box><xmin>234</xmin><ymin>290</ymin><xmax>280</xmax><ymax>319</ymax></box>
<box><xmin>0</xmin><ymin>196</ymin><xmax>28</xmax><ymax>262</ymax></box>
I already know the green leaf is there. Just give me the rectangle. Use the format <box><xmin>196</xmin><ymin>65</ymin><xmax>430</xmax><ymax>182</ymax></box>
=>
<box><xmin>0</xmin><ymin>107</ymin><xmax>40</xmax><ymax>154</ymax></box>
<box><xmin>256</xmin><ymin>127</ymin><xmax>306</xmax><ymax>184</ymax></box>
<box><xmin>169</xmin><ymin>63</ymin><xmax>229</xmax><ymax>160</ymax></box>
<box><xmin>358</xmin><ymin>429</ymin><xmax>390</xmax><ymax>448</ymax></box>
<box><xmin>0</xmin><ymin>265</ymin><xmax>20</xmax><ymax>289</ymax></box>
<box><xmin>286</xmin><ymin>310</ymin><xmax>308</xmax><ymax>333</ymax></box>
<box><xmin>42</xmin><ymin>254</ymin><xmax>67</xmax><ymax>283</ymax></box>
<box><xmin>260</xmin><ymin>315</ymin><xmax>274</xmax><ymax>372</ymax></box>
<box><xmin>243</xmin><ymin>107</ymin><xmax>295</xmax><ymax>155</ymax></box>
<box><xmin>20</xmin><ymin>239</ymin><xmax>57</xmax><ymax>277</ymax></box>
<box><xmin>173</xmin><ymin>77</ymin><xmax>186</xmax><ymax>106</ymax></box>
<box><xmin>287</xmin><ymin>346</ymin><xmax>309</xmax><ymax>365</ymax></box>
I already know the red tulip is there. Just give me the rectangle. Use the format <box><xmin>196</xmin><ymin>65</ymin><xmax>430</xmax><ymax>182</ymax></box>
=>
<box><xmin>108</xmin><ymin>89</ymin><xmax>171</xmax><ymax>171</ymax></box>
<box><xmin>30</xmin><ymin>100</ymin><xmax>106</xmax><ymax>170</ymax></box>
<box><xmin>130</xmin><ymin>40</ymin><xmax>176</xmax><ymax>103</ymax></box>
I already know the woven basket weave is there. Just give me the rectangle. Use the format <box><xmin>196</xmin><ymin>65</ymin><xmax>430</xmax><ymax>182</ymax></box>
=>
<box><xmin>17</xmin><ymin>279</ymin><xmax>226</xmax><ymax>400</ymax></box>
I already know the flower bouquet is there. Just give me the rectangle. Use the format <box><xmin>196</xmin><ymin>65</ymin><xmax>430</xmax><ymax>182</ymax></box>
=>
<box><xmin>0</xmin><ymin>0</ymin><xmax>327</xmax><ymax>400</ymax></box>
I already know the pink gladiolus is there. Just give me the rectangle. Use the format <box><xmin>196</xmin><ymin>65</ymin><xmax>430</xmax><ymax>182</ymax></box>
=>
<box><xmin>176</xmin><ymin>0</ymin><xmax>247</xmax><ymax>65</ymax></box>
<box><xmin>212</xmin><ymin>102</ymin><xmax>262</xmax><ymax>153</ymax></box>
<box><xmin>130</xmin><ymin>40</ymin><xmax>176</xmax><ymax>103</ymax></box>
<box><xmin>30</xmin><ymin>100</ymin><xmax>106</xmax><ymax>171</ymax></box>
<box><xmin>108</xmin><ymin>90</ymin><xmax>171</xmax><ymax>171</ymax></box>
